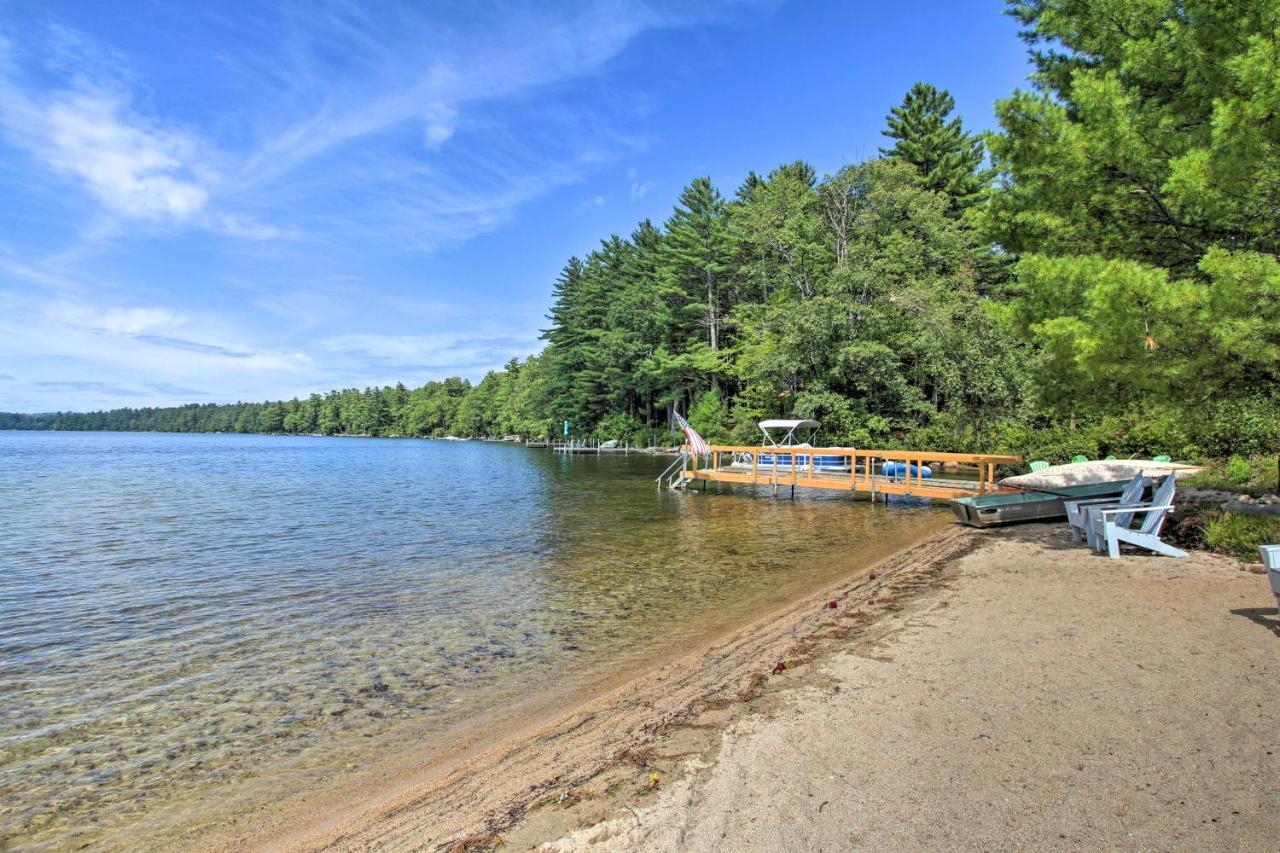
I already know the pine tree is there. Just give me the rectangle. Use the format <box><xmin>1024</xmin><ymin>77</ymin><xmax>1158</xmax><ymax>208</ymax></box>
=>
<box><xmin>663</xmin><ymin>178</ymin><xmax>732</xmax><ymax>356</ymax></box>
<box><xmin>880</xmin><ymin>82</ymin><xmax>985</xmax><ymax>211</ymax></box>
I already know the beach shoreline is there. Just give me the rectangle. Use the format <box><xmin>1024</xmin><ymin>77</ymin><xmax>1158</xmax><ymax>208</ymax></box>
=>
<box><xmin>182</xmin><ymin>523</ymin><xmax>976</xmax><ymax>851</ymax></box>
<box><xmin>197</xmin><ymin>521</ymin><xmax>1280</xmax><ymax>852</ymax></box>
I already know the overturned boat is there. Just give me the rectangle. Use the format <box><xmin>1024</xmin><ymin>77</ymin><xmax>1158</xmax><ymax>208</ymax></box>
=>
<box><xmin>950</xmin><ymin>459</ymin><xmax>1202</xmax><ymax>527</ymax></box>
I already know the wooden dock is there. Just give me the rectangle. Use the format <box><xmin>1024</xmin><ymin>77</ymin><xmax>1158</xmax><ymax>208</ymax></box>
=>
<box><xmin>551</xmin><ymin>439</ymin><xmax>635</xmax><ymax>454</ymax></box>
<box><xmin>680</xmin><ymin>445</ymin><xmax>1022</xmax><ymax>500</ymax></box>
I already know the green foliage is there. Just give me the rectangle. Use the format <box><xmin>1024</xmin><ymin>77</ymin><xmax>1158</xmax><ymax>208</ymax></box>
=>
<box><xmin>1224</xmin><ymin>457</ymin><xmax>1252</xmax><ymax>485</ymax></box>
<box><xmin>1188</xmin><ymin>394</ymin><xmax>1280</xmax><ymax>458</ymax></box>
<box><xmin>880</xmin><ymin>82</ymin><xmax>986</xmax><ymax>210</ymax></box>
<box><xmin>987</xmin><ymin>0</ymin><xmax>1280</xmax><ymax>455</ymax></box>
<box><xmin>1204</xmin><ymin>511</ymin><xmax>1280</xmax><ymax>563</ymax></box>
<box><xmin>1184</xmin><ymin>454</ymin><xmax>1280</xmax><ymax>497</ymax></box>
<box><xmin>989</xmin><ymin>0</ymin><xmax>1280</xmax><ymax>271</ymax></box>
<box><xmin>687</xmin><ymin>390</ymin><xmax>729</xmax><ymax>442</ymax></box>
<box><xmin>592</xmin><ymin>412</ymin><xmax>646</xmax><ymax>445</ymax></box>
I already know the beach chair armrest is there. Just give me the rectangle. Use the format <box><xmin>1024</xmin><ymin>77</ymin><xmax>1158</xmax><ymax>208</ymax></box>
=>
<box><xmin>1067</xmin><ymin>497</ymin><xmax>1128</xmax><ymax>510</ymax></box>
<box><xmin>1094</xmin><ymin>504</ymin><xmax>1174</xmax><ymax>518</ymax></box>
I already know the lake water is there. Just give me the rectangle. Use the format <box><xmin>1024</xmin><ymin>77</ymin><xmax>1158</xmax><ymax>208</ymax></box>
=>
<box><xmin>0</xmin><ymin>431</ymin><xmax>944</xmax><ymax>848</ymax></box>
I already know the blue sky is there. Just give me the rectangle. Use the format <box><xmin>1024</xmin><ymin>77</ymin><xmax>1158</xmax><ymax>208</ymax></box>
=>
<box><xmin>0</xmin><ymin>0</ymin><xmax>1031</xmax><ymax>412</ymax></box>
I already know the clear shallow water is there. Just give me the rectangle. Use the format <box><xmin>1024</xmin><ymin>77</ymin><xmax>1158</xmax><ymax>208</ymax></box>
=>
<box><xmin>0</xmin><ymin>431</ymin><xmax>943</xmax><ymax>848</ymax></box>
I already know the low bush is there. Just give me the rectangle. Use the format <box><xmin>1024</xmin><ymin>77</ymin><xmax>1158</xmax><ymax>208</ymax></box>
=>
<box><xmin>1203</xmin><ymin>511</ymin><xmax>1280</xmax><ymax>563</ymax></box>
<box><xmin>1184</xmin><ymin>454</ymin><xmax>1280</xmax><ymax>497</ymax></box>
<box><xmin>1224</xmin><ymin>456</ymin><xmax>1252</xmax><ymax>485</ymax></box>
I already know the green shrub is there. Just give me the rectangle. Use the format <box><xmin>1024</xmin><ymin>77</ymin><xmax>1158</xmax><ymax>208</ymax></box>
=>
<box><xmin>1095</xmin><ymin>409</ymin><xmax>1197</xmax><ymax>459</ymax></box>
<box><xmin>1192</xmin><ymin>395</ymin><xmax>1280</xmax><ymax>458</ymax></box>
<box><xmin>687</xmin><ymin>390</ymin><xmax>730</xmax><ymax>443</ymax></box>
<box><xmin>1184</xmin><ymin>454</ymin><xmax>1280</xmax><ymax>496</ymax></box>
<box><xmin>990</xmin><ymin>420</ymin><xmax>1103</xmax><ymax>465</ymax></box>
<box><xmin>593</xmin><ymin>412</ymin><xmax>646</xmax><ymax>445</ymax></box>
<box><xmin>1203</xmin><ymin>511</ymin><xmax>1280</xmax><ymax>563</ymax></box>
<box><xmin>1224</xmin><ymin>456</ymin><xmax>1252</xmax><ymax>485</ymax></box>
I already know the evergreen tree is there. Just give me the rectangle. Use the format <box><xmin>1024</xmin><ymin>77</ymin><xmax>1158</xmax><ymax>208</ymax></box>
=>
<box><xmin>988</xmin><ymin>0</ymin><xmax>1280</xmax><ymax>423</ymax></box>
<box><xmin>662</xmin><ymin>178</ymin><xmax>732</xmax><ymax>358</ymax></box>
<box><xmin>880</xmin><ymin>82</ymin><xmax>985</xmax><ymax>210</ymax></box>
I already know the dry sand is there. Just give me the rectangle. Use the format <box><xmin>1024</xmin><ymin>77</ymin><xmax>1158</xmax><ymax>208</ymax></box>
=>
<box><xmin>219</xmin><ymin>523</ymin><xmax>1279</xmax><ymax>852</ymax></box>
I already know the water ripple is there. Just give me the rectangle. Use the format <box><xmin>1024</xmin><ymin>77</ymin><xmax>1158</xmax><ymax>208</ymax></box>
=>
<box><xmin>0</xmin><ymin>431</ymin><xmax>941</xmax><ymax>847</ymax></box>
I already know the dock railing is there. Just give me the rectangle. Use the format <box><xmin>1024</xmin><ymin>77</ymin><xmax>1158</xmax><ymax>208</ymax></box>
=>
<box><xmin>656</xmin><ymin>451</ymin><xmax>691</xmax><ymax>489</ymax></box>
<box><xmin>682</xmin><ymin>445</ymin><xmax>1022</xmax><ymax>500</ymax></box>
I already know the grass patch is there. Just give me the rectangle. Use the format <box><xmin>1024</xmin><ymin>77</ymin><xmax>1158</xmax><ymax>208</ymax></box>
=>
<box><xmin>1202</xmin><ymin>512</ymin><xmax>1280</xmax><ymax>562</ymax></box>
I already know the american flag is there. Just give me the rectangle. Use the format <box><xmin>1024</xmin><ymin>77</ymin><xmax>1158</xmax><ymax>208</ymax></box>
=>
<box><xmin>673</xmin><ymin>411</ymin><xmax>711</xmax><ymax>457</ymax></box>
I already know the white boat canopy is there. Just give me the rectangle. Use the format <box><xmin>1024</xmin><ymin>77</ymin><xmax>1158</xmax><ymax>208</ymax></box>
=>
<box><xmin>757</xmin><ymin>419</ymin><xmax>821</xmax><ymax>447</ymax></box>
<box><xmin>758</xmin><ymin>419</ymin><xmax>820</xmax><ymax>430</ymax></box>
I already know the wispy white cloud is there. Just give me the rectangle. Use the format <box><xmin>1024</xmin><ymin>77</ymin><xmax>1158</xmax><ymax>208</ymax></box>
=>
<box><xmin>56</xmin><ymin>304</ymin><xmax>186</xmax><ymax>335</ymax></box>
<box><xmin>146</xmin><ymin>381</ymin><xmax>210</xmax><ymax>397</ymax></box>
<box><xmin>626</xmin><ymin>167</ymin><xmax>651</xmax><ymax>199</ymax></box>
<box><xmin>422</xmin><ymin>101</ymin><xmax>457</xmax><ymax>150</ymax></box>
<box><xmin>212</xmin><ymin>212</ymin><xmax>301</xmax><ymax>241</ymax></box>
<box><xmin>35</xmin><ymin>380</ymin><xmax>150</xmax><ymax>397</ymax></box>
<box><xmin>0</xmin><ymin>3</ymin><xmax>758</xmax><ymax>255</ymax></box>
<box><xmin>0</xmin><ymin>2</ymin><xmax>781</xmax><ymax>410</ymax></box>
<box><xmin>318</xmin><ymin>330</ymin><xmax>540</xmax><ymax>376</ymax></box>
<box><xmin>0</xmin><ymin>83</ymin><xmax>210</xmax><ymax>220</ymax></box>
<box><xmin>3</xmin><ymin>294</ymin><xmax>313</xmax><ymax>381</ymax></box>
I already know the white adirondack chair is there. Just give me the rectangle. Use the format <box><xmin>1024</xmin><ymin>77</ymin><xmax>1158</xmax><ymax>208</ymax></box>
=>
<box><xmin>1088</xmin><ymin>475</ymin><xmax>1186</xmax><ymax>559</ymax></box>
<box><xmin>1065</xmin><ymin>474</ymin><xmax>1149</xmax><ymax>547</ymax></box>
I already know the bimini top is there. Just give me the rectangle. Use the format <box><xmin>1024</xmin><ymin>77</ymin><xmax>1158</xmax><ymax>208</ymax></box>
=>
<box><xmin>757</xmin><ymin>418</ymin><xmax>821</xmax><ymax>448</ymax></box>
<box><xmin>758</xmin><ymin>419</ymin><xmax>820</xmax><ymax>430</ymax></box>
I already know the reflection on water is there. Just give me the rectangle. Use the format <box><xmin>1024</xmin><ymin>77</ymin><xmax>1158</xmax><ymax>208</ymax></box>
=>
<box><xmin>0</xmin><ymin>432</ymin><xmax>943</xmax><ymax>847</ymax></box>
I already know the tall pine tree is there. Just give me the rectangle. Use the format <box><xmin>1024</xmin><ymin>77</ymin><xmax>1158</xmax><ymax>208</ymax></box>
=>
<box><xmin>662</xmin><ymin>178</ymin><xmax>732</xmax><ymax>356</ymax></box>
<box><xmin>880</xmin><ymin>82</ymin><xmax>985</xmax><ymax>211</ymax></box>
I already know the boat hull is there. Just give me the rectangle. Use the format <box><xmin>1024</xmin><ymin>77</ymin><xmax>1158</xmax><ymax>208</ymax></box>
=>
<box><xmin>754</xmin><ymin>453</ymin><xmax>851</xmax><ymax>473</ymax></box>
<box><xmin>950</xmin><ymin>481</ymin><xmax>1130</xmax><ymax>528</ymax></box>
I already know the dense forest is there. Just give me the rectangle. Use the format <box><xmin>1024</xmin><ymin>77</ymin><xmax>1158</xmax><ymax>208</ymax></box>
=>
<box><xmin>4</xmin><ymin>2</ymin><xmax>1279</xmax><ymax>463</ymax></box>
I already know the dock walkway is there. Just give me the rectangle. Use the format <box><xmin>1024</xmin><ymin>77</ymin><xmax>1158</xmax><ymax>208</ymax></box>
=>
<box><xmin>683</xmin><ymin>445</ymin><xmax>1021</xmax><ymax>500</ymax></box>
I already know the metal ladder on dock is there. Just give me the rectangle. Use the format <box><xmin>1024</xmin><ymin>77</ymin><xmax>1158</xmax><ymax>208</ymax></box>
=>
<box><xmin>656</xmin><ymin>451</ymin><xmax>690</xmax><ymax>490</ymax></box>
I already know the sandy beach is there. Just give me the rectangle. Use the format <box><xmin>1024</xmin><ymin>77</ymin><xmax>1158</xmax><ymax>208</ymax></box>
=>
<box><xmin>208</xmin><ymin>522</ymin><xmax>1278</xmax><ymax>852</ymax></box>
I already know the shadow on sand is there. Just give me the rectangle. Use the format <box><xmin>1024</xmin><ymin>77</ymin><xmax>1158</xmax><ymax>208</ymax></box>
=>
<box><xmin>1231</xmin><ymin>607</ymin><xmax>1280</xmax><ymax>638</ymax></box>
<box><xmin>961</xmin><ymin>520</ymin><xmax>1091</xmax><ymax>553</ymax></box>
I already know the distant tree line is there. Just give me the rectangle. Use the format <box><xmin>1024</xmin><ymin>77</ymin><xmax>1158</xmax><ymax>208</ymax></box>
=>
<box><xmin>5</xmin><ymin>3</ymin><xmax>1279</xmax><ymax>462</ymax></box>
<box><xmin>0</xmin><ymin>371</ymin><xmax>550</xmax><ymax>439</ymax></box>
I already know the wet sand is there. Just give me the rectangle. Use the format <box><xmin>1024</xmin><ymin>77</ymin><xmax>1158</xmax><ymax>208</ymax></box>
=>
<box><xmin>209</xmin><ymin>523</ymin><xmax>1278</xmax><ymax>851</ymax></box>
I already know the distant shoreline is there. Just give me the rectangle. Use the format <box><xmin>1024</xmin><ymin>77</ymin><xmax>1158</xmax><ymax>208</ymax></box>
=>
<box><xmin>0</xmin><ymin>428</ymin><xmax>686</xmax><ymax>457</ymax></box>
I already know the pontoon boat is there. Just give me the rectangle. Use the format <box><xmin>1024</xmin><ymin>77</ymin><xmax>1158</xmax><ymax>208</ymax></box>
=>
<box><xmin>731</xmin><ymin>419</ymin><xmax>852</xmax><ymax>473</ymax></box>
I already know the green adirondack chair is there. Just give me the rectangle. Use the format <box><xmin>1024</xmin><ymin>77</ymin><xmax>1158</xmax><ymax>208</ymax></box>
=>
<box><xmin>1070</xmin><ymin>454</ymin><xmax>1088</xmax><ymax>464</ymax></box>
<box><xmin>1104</xmin><ymin>454</ymin><xmax>1117</xmax><ymax>461</ymax></box>
<box><xmin>1029</xmin><ymin>460</ymin><xmax>1050</xmax><ymax>472</ymax></box>
<box><xmin>1152</xmin><ymin>455</ymin><xmax>1171</xmax><ymax>463</ymax></box>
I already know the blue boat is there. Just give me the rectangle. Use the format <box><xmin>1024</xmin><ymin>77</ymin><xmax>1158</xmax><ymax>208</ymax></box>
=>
<box><xmin>758</xmin><ymin>452</ymin><xmax>851</xmax><ymax>472</ymax></box>
<box><xmin>880</xmin><ymin>461</ymin><xmax>932</xmax><ymax>478</ymax></box>
<box><xmin>731</xmin><ymin>419</ymin><xmax>853</xmax><ymax>473</ymax></box>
